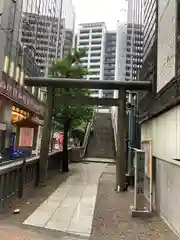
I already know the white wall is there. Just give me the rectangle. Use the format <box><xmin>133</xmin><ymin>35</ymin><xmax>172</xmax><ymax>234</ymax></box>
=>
<box><xmin>157</xmin><ymin>0</ymin><xmax>176</xmax><ymax>92</ymax></box>
<box><xmin>141</xmin><ymin>105</ymin><xmax>180</xmax><ymax>161</ymax></box>
<box><xmin>141</xmin><ymin>105</ymin><xmax>180</xmax><ymax>236</ymax></box>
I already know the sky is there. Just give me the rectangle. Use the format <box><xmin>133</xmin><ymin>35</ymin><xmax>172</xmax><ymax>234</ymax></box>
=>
<box><xmin>72</xmin><ymin>0</ymin><xmax>128</xmax><ymax>30</ymax></box>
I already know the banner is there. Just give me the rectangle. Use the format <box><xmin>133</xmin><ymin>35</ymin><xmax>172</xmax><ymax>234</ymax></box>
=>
<box><xmin>19</xmin><ymin>127</ymin><xmax>34</xmax><ymax>147</ymax></box>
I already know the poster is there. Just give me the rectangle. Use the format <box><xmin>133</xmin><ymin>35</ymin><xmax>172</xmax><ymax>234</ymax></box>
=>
<box><xmin>19</xmin><ymin>127</ymin><xmax>34</xmax><ymax>147</ymax></box>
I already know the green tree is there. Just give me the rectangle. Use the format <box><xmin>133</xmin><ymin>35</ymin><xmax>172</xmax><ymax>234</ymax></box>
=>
<box><xmin>50</xmin><ymin>49</ymin><xmax>93</xmax><ymax>172</ymax></box>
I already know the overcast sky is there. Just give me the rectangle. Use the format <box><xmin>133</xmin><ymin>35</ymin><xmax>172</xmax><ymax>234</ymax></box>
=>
<box><xmin>72</xmin><ymin>0</ymin><xmax>128</xmax><ymax>30</ymax></box>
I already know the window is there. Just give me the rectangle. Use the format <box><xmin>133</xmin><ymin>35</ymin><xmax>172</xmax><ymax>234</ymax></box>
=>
<box><xmin>80</xmin><ymin>36</ymin><xmax>89</xmax><ymax>40</ymax></box>
<box><xmin>79</xmin><ymin>41</ymin><xmax>89</xmax><ymax>46</ymax></box>
<box><xmin>15</xmin><ymin>66</ymin><xmax>20</xmax><ymax>82</ymax></box>
<box><xmin>80</xmin><ymin>30</ymin><xmax>89</xmax><ymax>34</ymax></box>
<box><xmin>3</xmin><ymin>56</ymin><xmax>9</xmax><ymax>73</ymax></box>
<box><xmin>90</xmin><ymin>59</ymin><xmax>100</xmax><ymax>63</ymax></box>
<box><xmin>92</xmin><ymin>34</ymin><xmax>102</xmax><ymax>39</ymax></box>
<box><xmin>91</xmin><ymin>52</ymin><xmax>101</xmax><ymax>57</ymax></box>
<box><xmin>9</xmin><ymin>61</ymin><xmax>15</xmax><ymax>78</ymax></box>
<box><xmin>90</xmin><ymin>65</ymin><xmax>100</xmax><ymax>69</ymax></box>
<box><xmin>20</xmin><ymin>70</ymin><xmax>24</xmax><ymax>85</ymax></box>
<box><xmin>91</xmin><ymin>46</ymin><xmax>101</xmax><ymax>51</ymax></box>
<box><xmin>89</xmin><ymin>78</ymin><xmax>99</xmax><ymax>80</ymax></box>
<box><xmin>92</xmin><ymin>28</ymin><xmax>102</xmax><ymax>33</ymax></box>
<box><xmin>89</xmin><ymin>71</ymin><xmax>99</xmax><ymax>75</ymax></box>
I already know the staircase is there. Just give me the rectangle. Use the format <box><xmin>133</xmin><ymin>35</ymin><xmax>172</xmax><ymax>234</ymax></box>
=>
<box><xmin>85</xmin><ymin>112</ymin><xmax>116</xmax><ymax>161</ymax></box>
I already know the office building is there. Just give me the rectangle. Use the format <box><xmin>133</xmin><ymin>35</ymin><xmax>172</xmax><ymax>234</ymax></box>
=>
<box><xmin>20</xmin><ymin>13</ymin><xmax>74</xmax><ymax>74</ymax></box>
<box><xmin>76</xmin><ymin>22</ymin><xmax>106</xmax><ymax>97</ymax></box>
<box><xmin>125</xmin><ymin>23</ymin><xmax>143</xmax><ymax>81</ymax></box>
<box><xmin>143</xmin><ymin>0</ymin><xmax>156</xmax><ymax>62</ymax></box>
<box><xmin>114</xmin><ymin>2</ymin><xmax>143</xmax><ymax>83</ymax></box>
<box><xmin>103</xmin><ymin>31</ymin><xmax>116</xmax><ymax>98</ymax></box>
<box><xmin>112</xmin><ymin>1</ymin><xmax>143</xmax><ymax>149</ymax></box>
<box><xmin>0</xmin><ymin>0</ymin><xmax>46</xmax><ymax>158</ymax></box>
<box><xmin>126</xmin><ymin>0</ymin><xmax>143</xmax><ymax>81</ymax></box>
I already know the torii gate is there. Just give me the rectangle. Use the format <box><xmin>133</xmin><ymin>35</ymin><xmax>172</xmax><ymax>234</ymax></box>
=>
<box><xmin>25</xmin><ymin>77</ymin><xmax>151</xmax><ymax>192</ymax></box>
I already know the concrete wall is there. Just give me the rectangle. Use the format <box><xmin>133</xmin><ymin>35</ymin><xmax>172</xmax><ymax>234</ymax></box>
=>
<box><xmin>141</xmin><ymin>105</ymin><xmax>180</xmax><ymax>236</ymax></box>
<box><xmin>155</xmin><ymin>158</ymin><xmax>180</xmax><ymax>236</ymax></box>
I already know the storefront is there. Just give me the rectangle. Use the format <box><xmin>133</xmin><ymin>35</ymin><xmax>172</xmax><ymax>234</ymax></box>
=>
<box><xmin>0</xmin><ymin>71</ymin><xmax>45</xmax><ymax>160</ymax></box>
<box><xmin>11</xmin><ymin>106</ymin><xmax>30</xmax><ymax>124</ymax></box>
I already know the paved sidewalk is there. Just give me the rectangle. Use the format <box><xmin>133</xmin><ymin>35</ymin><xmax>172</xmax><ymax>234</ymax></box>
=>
<box><xmin>90</xmin><ymin>165</ymin><xmax>177</xmax><ymax>240</ymax></box>
<box><xmin>0</xmin><ymin>163</ymin><xmax>177</xmax><ymax>240</ymax></box>
<box><xmin>24</xmin><ymin>162</ymin><xmax>107</xmax><ymax>237</ymax></box>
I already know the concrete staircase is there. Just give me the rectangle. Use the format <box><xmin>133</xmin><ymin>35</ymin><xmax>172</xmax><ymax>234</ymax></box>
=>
<box><xmin>85</xmin><ymin>112</ymin><xmax>116</xmax><ymax>160</ymax></box>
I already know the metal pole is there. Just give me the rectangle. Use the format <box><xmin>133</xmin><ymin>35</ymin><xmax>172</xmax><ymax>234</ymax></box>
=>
<box><xmin>116</xmin><ymin>89</ymin><xmax>128</xmax><ymax>192</ymax></box>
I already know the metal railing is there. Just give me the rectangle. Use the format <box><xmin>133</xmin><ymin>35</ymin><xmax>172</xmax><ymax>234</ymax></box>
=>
<box><xmin>0</xmin><ymin>150</ymin><xmax>71</xmax><ymax>211</ymax></box>
<box><xmin>0</xmin><ymin>156</ymin><xmax>38</xmax><ymax>210</ymax></box>
<box><xmin>80</xmin><ymin>122</ymin><xmax>92</xmax><ymax>159</ymax></box>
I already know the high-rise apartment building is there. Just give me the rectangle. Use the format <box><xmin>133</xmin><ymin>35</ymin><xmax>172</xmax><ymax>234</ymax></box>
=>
<box><xmin>104</xmin><ymin>31</ymin><xmax>116</xmax><ymax>81</ymax></box>
<box><xmin>76</xmin><ymin>22</ymin><xmax>106</xmax><ymax>97</ymax></box>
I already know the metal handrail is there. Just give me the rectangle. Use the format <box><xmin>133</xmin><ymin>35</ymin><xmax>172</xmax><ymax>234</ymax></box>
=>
<box><xmin>0</xmin><ymin>150</ymin><xmax>63</xmax><ymax>176</ymax></box>
<box><xmin>81</xmin><ymin>111</ymin><xmax>95</xmax><ymax>158</ymax></box>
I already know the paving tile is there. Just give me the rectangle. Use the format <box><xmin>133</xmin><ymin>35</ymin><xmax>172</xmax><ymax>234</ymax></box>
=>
<box><xmin>23</xmin><ymin>163</ymin><xmax>106</xmax><ymax>236</ymax></box>
<box><xmin>68</xmin><ymin>212</ymin><xmax>92</xmax><ymax>235</ymax></box>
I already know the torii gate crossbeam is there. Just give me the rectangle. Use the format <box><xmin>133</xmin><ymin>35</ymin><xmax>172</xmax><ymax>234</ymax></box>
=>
<box><xmin>25</xmin><ymin>77</ymin><xmax>151</xmax><ymax>91</ymax></box>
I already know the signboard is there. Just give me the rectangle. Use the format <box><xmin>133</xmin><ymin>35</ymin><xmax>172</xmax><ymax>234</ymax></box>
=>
<box><xmin>157</xmin><ymin>0</ymin><xmax>176</xmax><ymax>92</ymax></box>
<box><xmin>133</xmin><ymin>149</ymin><xmax>145</xmax><ymax>211</ymax></box>
<box><xmin>0</xmin><ymin>71</ymin><xmax>45</xmax><ymax>116</ymax></box>
<box><xmin>19</xmin><ymin>127</ymin><xmax>34</xmax><ymax>147</ymax></box>
<box><xmin>29</xmin><ymin>115</ymin><xmax>44</xmax><ymax>125</ymax></box>
<box><xmin>141</xmin><ymin>139</ymin><xmax>153</xmax><ymax>212</ymax></box>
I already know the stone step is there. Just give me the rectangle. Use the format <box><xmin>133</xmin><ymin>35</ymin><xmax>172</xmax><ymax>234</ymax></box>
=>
<box><xmin>86</xmin><ymin>112</ymin><xmax>115</xmax><ymax>159</ymax></box>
